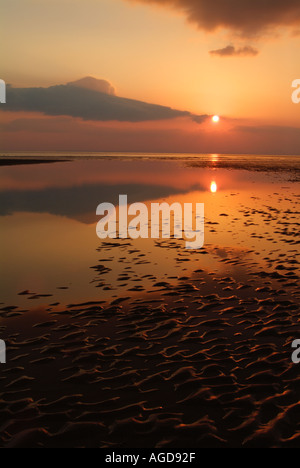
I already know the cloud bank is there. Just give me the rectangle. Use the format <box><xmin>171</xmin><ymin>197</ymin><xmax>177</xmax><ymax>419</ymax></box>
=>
<box><xmin>209</xmin><ymin>45</ymin><xmax>259</xmax><ymax>57</ymax></box>
<box><xmin>2</xmin><ymin>113</ymin><xmax>299</xmax><ymax>155</ymax></box>
<box><xmin>4</xmin><ymin>77</ymin><xmax>207</xmax><ymax>123</ymax></box>
<box><xmin>67</xmin><ymin>77</ymin><xmax>116</xmax><ymax>95</ymax></box>
<box><xmin>126</xmin><ymin>0</ymin><xmax>300</xmax><ymax>37</ymax></box>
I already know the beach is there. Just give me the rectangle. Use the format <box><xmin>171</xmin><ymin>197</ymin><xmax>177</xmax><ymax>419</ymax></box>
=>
<box><xmin>0</xmin><ymin>153</ymin><xmax>299</xmax><ymax>448</ymax></box>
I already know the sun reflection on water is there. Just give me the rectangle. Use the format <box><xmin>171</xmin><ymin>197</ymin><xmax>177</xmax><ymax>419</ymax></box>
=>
<box><xmin>210</xmin><ymin>181</ymin><xmax>217</xmax><ymax>192</ymax></box>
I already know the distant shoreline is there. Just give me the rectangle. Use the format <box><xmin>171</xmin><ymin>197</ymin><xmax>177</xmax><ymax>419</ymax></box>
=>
<box><xmin>0</xmin><ymin>158</ymin><xmax>69</xmax><ymax>166</ymax></box>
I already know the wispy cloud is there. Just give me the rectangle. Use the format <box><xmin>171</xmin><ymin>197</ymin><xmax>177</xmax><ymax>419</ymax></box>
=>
<box><xmin>236</xmin><ymin>124</ymin><xmax>300</xmax><ymax>136</ymax></box>
<box><xmin>209</xmin><ymin>45</ymin><xmax>259</xmax><ymax>57</ymax></box>
<box><xmin>66</xmin><ymin>77</ymin><xmax>116</xmax><ymax>95</ymax></box>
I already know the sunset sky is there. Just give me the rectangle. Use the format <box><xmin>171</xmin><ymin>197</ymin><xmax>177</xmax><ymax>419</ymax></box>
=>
<box><xmin>1</xmin><ymin>0</ymin><xmax>300</xmax><ymax>153</ymax></box>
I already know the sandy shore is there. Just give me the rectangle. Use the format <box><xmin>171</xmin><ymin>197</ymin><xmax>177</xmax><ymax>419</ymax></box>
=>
<box><xmin>1</xmin><ymin>236</ymin><xmax>299</xmax><ymax>448</ymax></box>
<box><xmin>0</xmin><ymin>156</ymin><xmax>299</xmax><ymax>448</ymax></box>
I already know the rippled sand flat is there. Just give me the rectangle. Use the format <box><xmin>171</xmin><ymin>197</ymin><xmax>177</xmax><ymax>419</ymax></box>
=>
<box><xmin>0</xmin><ymin>155</ymin><xmax>299</xmax><ymax>448</ymax></box>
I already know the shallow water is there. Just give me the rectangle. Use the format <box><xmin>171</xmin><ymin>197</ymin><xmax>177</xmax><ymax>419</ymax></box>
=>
<box><xmin>0</xmin><ymin>154</ymin><xmax>299</xmax><ymax>308</ymax></box>
<box><xmin>0</xmin><ymin>154</ymin><xmax>299</xmax><ymax>448</ymax></box>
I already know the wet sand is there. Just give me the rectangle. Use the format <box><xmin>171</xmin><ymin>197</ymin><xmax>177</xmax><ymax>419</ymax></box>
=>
<box><xmin>1</xmin><ymin>250</ymin><xmax>299</xmax><ymax>447</ymax></box>
<box><xmin>0</xmin><ymin>155</ymin><xmax>299</xmax><ymax>448</ymax></box>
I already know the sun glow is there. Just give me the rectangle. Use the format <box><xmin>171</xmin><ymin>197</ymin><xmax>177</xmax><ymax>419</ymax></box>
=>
<box><xmin>212</xmin><ymin>115</ymin><xmax>219</xmax><ymax>123</ymax></box>
<box><xmin>210</xmin><ymin>181</ymin><xmax>217</xmax><ymax>193</ymax></box>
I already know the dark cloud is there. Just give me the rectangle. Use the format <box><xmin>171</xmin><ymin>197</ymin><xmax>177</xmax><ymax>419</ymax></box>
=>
<box><xmin>127</xmin><ymin>0</ymin><xmax>300</xmax><ymax>37</ymax></box>
<box><xmin>3</xmin><ymin>77</ymin><xmax>207</xmax><ymax>123</ymax></box>
<box><xmin>209</xmin><ymin>45</ymin><xmax>259</xmax><ymax>57</ymax></box>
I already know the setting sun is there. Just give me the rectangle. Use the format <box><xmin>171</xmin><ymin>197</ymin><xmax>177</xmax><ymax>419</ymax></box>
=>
<box><xmin>212</xmin><ymin>115</ymin><xmax>220</xmax><ymax>123</ymax></box>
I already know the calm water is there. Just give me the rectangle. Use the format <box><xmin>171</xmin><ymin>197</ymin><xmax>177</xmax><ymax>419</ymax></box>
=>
<box><xmin>1</xmin><ymin>151</ymin><xmax>300</xmax><ymax>168</ymax></box>
<box><xmin>0</xmin><ymin>153</ymin><xmax>299</xmax><ymax>309</ymax></box>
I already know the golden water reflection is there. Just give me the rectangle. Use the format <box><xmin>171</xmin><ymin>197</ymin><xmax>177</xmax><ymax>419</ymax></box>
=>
<box><xmin>210</xmin><ymin>181</ymin><xmax>217</xmax><ymax>192</ymax></box>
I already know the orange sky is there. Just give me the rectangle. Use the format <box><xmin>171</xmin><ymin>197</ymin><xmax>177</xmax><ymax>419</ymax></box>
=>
<box><xmin>0</xmin><ymin>0</ymin><xmax>299</xmax><ymax>153</ymax></box>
